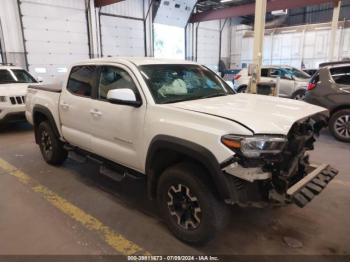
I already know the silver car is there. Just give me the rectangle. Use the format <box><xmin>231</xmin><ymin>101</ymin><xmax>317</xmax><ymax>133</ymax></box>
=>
<box><xmin>233</xmin><ymin>65</ymin><xmax>311</xmax><ymax>100</ymax></box>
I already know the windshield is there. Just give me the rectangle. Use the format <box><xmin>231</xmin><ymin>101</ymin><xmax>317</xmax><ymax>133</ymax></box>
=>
<box><xmin>0</xmin><ymin>69</ymin><xmax>37</xmax><ymax>84</ymax></box>
<box><xmin>283</xmin><ymin>67</ymin><xmax>310</xmax><ymax>79</ymax></box>
<box><xmin>139</xmin><ymin>64</ymin><xmax>234</xmax><ymax>104</ymax></box>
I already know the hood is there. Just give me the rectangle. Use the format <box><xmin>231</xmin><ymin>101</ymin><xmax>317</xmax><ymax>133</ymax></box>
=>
<box><xmin>170</xmin><ymin>93</ymin><xmax>327</xmax><ymax>135</ymax></box>
<box><xmin>0</xmin><ymin>83</ymin><xmax>29</xmax><ymax>96</ymax></box>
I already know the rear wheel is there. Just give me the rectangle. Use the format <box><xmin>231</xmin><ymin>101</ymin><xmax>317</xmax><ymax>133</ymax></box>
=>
<box><xmin>292</xmin><ymin>90</ymin><xmax>306</xmax><ymax>100</ymax></box>
<box><xmin>237</xmin><ymin>85</ymin><xmax>247</xmax><ymax>93</ymax></box>
<box><xmin>38</xmin><ymin>121</ymin><xmax>68</xmax><ymax>165</ymax></box>
<box><xmin>329</xmin><ymin>109</ymin><xmax>350</xmax><ymax>142</ymax></box>
<box><xmin>157</xmin><ymin>162</ymin><xmax>229</xmax><ymax>245</ymax></box>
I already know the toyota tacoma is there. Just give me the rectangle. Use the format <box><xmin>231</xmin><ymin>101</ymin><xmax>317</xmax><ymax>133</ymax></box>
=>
<box><xmin>25</xmin><ymin>58</ymin><xmax>338</xmax><ymax>244</ymax></box>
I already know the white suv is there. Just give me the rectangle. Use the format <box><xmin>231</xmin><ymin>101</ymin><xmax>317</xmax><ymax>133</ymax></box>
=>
<box><xmin>234</xmin><ymin>65</ymin><xmax>310</xmax><ymax>100</ymax></box>
<box><xmin>0</xmin><ymin>64</ymin><xmax>37</xmax><ymax>124</ymax></box>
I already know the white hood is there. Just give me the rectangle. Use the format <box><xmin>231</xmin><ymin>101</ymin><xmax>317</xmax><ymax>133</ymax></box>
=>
<box><xmin>170</xmin><ymin>93</ymin><xmax>327</xmax><ymax>135</ymax></box>
<box><xmin>0</xmin><ymin>83</ymin><xmax>29</xmax><ymax>96</ymax></box>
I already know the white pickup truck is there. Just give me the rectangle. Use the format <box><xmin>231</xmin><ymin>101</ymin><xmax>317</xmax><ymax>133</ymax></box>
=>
<box><xmin>26</xmin><ymin>57</ymin><xmax>338</xmax><ymax>244</ymax></box>
<box><xmin>0</xmin><ymin>64</ymin><xmax>37</xmax><ymax>124</ymax></box>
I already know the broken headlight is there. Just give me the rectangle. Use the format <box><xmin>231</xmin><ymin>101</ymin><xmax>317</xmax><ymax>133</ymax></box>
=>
<box><xmin>221</xmin><ymin>135</ymin><xmax>287</xmax><ymax>158</ymax></box>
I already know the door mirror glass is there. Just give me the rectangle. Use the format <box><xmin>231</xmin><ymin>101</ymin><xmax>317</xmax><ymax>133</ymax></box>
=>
<box><xmin>107</xmin><ymin>88</ymin><xmax>141</xmax><ymax>107</ymax></box>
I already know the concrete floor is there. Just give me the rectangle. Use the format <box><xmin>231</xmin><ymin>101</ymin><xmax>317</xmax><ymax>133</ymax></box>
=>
<box><xmin>0</xmin><ymin>122</ymin><xmax>349</xmax><ymax>255</ymax></box>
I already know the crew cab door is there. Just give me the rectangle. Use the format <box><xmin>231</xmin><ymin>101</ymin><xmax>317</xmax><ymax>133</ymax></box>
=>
<box><xmin>90</xmin><ymin>65</ymin><xmax>146</xmax><ymax>171</ymax></box>
<box><xmin>59</xmin><ymin>65</ymin><xmax>98</xmax><ymax>151</ymax></box>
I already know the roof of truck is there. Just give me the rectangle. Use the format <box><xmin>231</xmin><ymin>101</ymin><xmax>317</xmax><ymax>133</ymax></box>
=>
<box><xmin>78</xmin><ymin>57</ymin><xmax>198</xmax><ymax>66</ymax></box>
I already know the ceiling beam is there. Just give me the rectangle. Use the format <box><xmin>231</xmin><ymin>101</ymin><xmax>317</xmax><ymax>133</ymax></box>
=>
<box><xmin>189</xmin><ymin>0</ymin><xmax>334</xmax><ymax>23</ymax></box>
<box><xmin>94</xmin><ymin>0</ymin><xmax>124</xmax><ymax>8</ymax></box>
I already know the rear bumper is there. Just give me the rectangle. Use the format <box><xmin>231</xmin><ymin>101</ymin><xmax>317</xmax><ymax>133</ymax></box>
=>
<box><xmin>286</xmin><ymin>163</ymin><xmax>338</xmax><ymax>207</ymax></box>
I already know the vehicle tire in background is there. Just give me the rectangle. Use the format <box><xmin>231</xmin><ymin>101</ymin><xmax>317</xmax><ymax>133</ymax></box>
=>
<box><xmin>38</xmin><ymin>121</ymin><xmax>68</xmax><ymax>165</ymax></box>
<box><xmin>157</xmin><ymin>162</ymin><xmax>229</xmax><ymax>245</ymax></box>
<box><xmin>292</xmin><ymin>89</ymin><xmax>306</xmax><ymax>100</ymax></box>
<box><xmin>237</xmin><ymin>85</ymin><xmax>247</xmax><ymax>93</ymax></box>
<box><xmin>329</xmin><ymin>109</ymin><xmax>350</xmax><ymax>143</ymax></box>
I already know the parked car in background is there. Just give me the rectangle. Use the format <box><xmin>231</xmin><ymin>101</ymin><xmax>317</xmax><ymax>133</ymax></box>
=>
<box><xmin>303</xmin><ymin>69</ymin><xmax>317</xmax><ymax>77</ymax></box>
<box><xmin>234</xmin><ymin>65</ymin><xmax>310</xmax><ymax>100</ymax></box>
<box><xmin>0</xmin><ymin>64</ymin><xmax>37</xmax><ymax>124</ymax></box>
<box><xmin>305</xmin><ymin>62</ymin><xmax>350</xmax><ymax>142</ymax></box>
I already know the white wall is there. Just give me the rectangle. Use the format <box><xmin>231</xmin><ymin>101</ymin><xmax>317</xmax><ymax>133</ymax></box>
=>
<box><xmin>231</xmin><ymin>22</ymin><xmax>350</xmax><ymax>69</ymax></box>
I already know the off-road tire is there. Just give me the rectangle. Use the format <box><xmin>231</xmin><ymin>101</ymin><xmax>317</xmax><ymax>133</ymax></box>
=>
<box><xmin>38</xmin><ymin>121</ymin><xmax>68</xmax><ymax>165</ymax></box>
<box><xmin>329</xmin><ymin>109</ymin><xmax>350</xmax><ymax>143</ymax></box>
<box><xmin>157</xmin><ymin>162</ymin><xmax>229</xmax><ymax>245</ymax></box>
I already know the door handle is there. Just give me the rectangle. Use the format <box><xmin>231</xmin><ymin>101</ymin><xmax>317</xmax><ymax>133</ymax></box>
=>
<box><xmin>90</xmin><ymin>109</ymin><xmax>102</xmax><ymax>117</ymax></box>
<box><xmin>60</xmin><ymin>102</ymin><xmax>70</xmax><ymax>110</ymax></box>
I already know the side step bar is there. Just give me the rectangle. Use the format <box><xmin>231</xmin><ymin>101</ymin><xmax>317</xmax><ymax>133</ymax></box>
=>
<box><xmin>287</xmin><ymin>163</ymin><xmax>338</xmax><ymax>208</ymax></box>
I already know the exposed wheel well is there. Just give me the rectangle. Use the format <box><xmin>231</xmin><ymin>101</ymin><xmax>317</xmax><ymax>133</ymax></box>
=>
<box><xmin>237</xmin><ymin>85</ymin><xmax>247</xmax><ymax>92</ymax></box>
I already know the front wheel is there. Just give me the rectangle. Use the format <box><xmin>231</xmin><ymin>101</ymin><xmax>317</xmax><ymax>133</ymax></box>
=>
<box><xmin>292</xmin><ymin>90</ymin><xmax>306</xmax><ymax>100</ymax></box>
<box><xmin>157</xmin><ymin>162</ymin><xmax>229</xmax><ymax>245</ymax></box>
<box><xmin>38</xmin><ymin>121</ymin><xmax>68</xmax><ymax>165</ymax></box>
<box><xmin>329</xmin><ymin>109</ymin><xmax>350</xmax><ymax>142</ymax></box>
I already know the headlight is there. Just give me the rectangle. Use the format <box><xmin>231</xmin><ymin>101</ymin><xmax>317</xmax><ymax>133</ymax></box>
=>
<box><xmin>0</xmin><ymin>96</ymin><xmax>7</xmax><ymax>102</ymax></box>
<box><xmin>221</xmin><ymin>135</ymin><xmax>287</xmax><ymax>158</ymax></box>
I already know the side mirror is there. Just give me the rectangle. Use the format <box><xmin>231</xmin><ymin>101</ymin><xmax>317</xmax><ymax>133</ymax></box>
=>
<box><xmin>107</xmin><ymin>88</ymin><xmax>142</xmax><ymax>107</ymax></box>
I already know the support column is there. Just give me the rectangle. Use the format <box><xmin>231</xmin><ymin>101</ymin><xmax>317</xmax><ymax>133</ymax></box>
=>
<box><xmin>250</xmin><ymin>0</ymin><xmax>267</xmax><ymax>94</ymax></box>
<box><xmin>328</xmin><ymin>0</ymin><xmax>341</xmax><ymax>61</ymax></box>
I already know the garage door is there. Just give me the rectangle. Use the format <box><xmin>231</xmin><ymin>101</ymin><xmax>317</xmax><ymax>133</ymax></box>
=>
<box><xmin>197</xmin><ymin>22</ymin><xmax>220</xmax><ymax>72</ymax></box>
<box><xmin>19</xmin><ymin>0</ymin><xmax>90</xmax><ymax>83</ymax></box>
<box><xmin>100</xmin><ymin>14</ymin><xmax>144</xmax><ymax>57</ymax></box>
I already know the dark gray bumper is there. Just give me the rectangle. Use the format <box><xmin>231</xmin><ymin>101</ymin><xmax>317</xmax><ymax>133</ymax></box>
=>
<box><xmin>287</xmin><ymin>164</ymin><xmax>338</xmax><ymax>207</ymax></box>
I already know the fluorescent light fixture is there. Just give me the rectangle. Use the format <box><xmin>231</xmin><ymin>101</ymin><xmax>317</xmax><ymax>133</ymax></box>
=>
<box><xmin>221</xmin><ymin>0</ymin><xmax>234</xmax><ymax>3</ymax></box>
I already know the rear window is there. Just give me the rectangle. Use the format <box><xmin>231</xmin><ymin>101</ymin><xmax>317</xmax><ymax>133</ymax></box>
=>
<box><xmin>330</xmin><ymin>66</ymin><xmax>350</xmax><ymax>85</ymax></box>
<box><xmin>310</xmin><ymin>71</ymin><xmax>320</xmax><ymax>84</ymax></box>
<box><xmin>67</xmin><ymin>65</ymin><xmax>98</xmax><ymax>97</ymax></box>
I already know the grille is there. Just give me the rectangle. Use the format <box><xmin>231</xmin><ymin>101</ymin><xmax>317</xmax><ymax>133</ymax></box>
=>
<box><xmin>9</xmin><ymin>96</ymin><xmax>26</xmax><ymax>105</ymax></box>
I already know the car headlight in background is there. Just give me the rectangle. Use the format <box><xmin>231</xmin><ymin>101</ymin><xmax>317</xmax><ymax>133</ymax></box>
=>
<box><xmin>0</xmin><ymin>96</ymin><xmax>7</xmax><ymax>102</ymax></box>
<box><xmin>221</xmin><ymin>135</ymin><xmax>287</xmax><ymax>158</ymax></box>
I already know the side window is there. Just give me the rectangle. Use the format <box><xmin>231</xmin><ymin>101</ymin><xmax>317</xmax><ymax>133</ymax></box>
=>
<box><xmin>330</xmin><ymin>66</ymin><xmax>350</xmax><ymax>85</ymax></box>
<box><xmin>67</xmin><ymin>65</ymin><xmax>97</xmax><ymax>97</ymax></box>
<box><xmin>98</xmin><ymin>66</ymin><xmax>138</xmax><ymax>100</ymax></box>
<box><xmin>269</xmin><ymin>68</ymin><xmax>281</xmax><ymax>78</ymax></box>
<box><xmin>261</xmin><ymin>68</ymin><xmax>269</xmax><ymax>77</ymax></box>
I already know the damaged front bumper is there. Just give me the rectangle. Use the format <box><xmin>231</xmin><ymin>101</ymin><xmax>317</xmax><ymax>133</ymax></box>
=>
<box><xmin>284</xmin><ymin>163</ymin><xmax>338</xmax><ymax>207</ymax></box>
<box><xmin>222</xmin><ymin>162</ymin><xmax>338</xmax><ymax>208</ymax></box>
